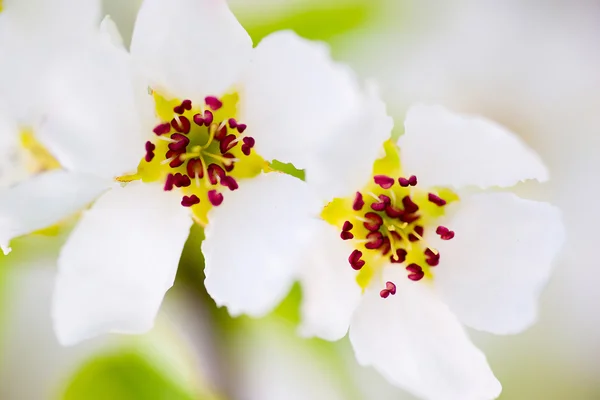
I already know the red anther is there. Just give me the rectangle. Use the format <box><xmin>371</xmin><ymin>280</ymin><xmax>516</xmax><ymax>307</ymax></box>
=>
<box><xmin>365</xmin><ymin>231</ymin><xmax>384</xmax><ymax>249</ymax></box>
<box><xmin>145</xmin><ymin>141</ymin><xmax>155</xmax><ymax>162</ymax></box>
<box><xmin>193</xmin><ymin>113</ymin><xmax>205</xmax><ymax>126</ymax></box>
<box><xmin>399</xmin><ymin>212</ymin><xmax>420</xmax><ymax>224</ymax></box>
<box><xmin>205</xmin><ymin>96</ymin><xmax>223</xmax><ymax>111</ymax></box>
<box><xmin>208</xmin><ymin>190</ymin><xmax>224</xmax><ymax>206</ymax></box>
<box><xmin>164</xmin><ymin>173</ymin><xmax>175</xmax><ymax>191</ymax></box>
<box><xmin>215</xmin><ymin>125</ymin><xmax>228</xmax><ymax>141</ymax></box>
<box><xmin>390</xmin><ymin>248</ymin><xmax>407</xmax><ymax>264</ymax></box>
<box><xmin>363</xmin><ymin>212</ymin><xmax>383</xmax><ymax>231</ymax></box>
<box><xmin>220</xmin><ymin>134</ymin><xmax>237</xmax><ymax>154</ymax></box>
<box><xmin>436</xmin><ymin>226</ymin><xmax>455</xmax><ymax>240</ymax></box>
<box><xmin>425</xmin><ymin>248</ymin><xmax>440</xmax><ymax>266</ymax></box>
<box><xmin>228</xmin><ymin>118</ymin><xmax>238</xmax><ymax>128</ymax></box>
<box><xmin>371</xmin><ymin>194</ymin><xmax>391</xmax><ymax>211</ymax></box>
<box><xmin>171</xmin><ymin>116</ymin><xmax>191</xmax><ymax>134</ymax></box>
<box><xmin>406</xmin><ymin>263</ymin><xmax>425</xmax><ymax>281</ymax></box>
<box><xmin>207</xmin><ymin>164</ymin><xmax>226</xmax><ymax>185</ymax></box>
<box><xmin>379</xmin><ymin>281</ymin><xmax>397</xmax><ymax>298</ymax></box>
<box><xmin>220</xmin><ymin>176</ymin><xmax>239</xmax><ymax>191</ymax></box>
<box><xmin>173</xmin><ymin>173</ymin><xmax>191</xmax><ymax>188</ymax></box>
<box><xmin>348</xmin><ymin>250</ymin><xmax>365</xmax><ymax>270</ymax></box>
<box><xmin>166</xmin><ymin>150</ymin><xmax>185</xmax><ymax>168</ymax></box>
<box><xmin>237</xmin><ymin>124</ymin><xmax>247</xmax><ymax>133</ymax></box>
<box><xmin>341</xmin><ymin>231</ymin><xmax>354</xmax><ymax>240</ymax></box>
<box><xmin>342</xmin><ymin>221</ymin><xmax>353</xmax><ymax>231</ymax></box>
<box><xmin>222</xmin><ymin>153</ymin><xmax>235</xmax><ymax>172</ymax></box>
<box><xmin>181</xmin><ymin>194</ymin><xmax>200</xmax><ymax>207</ymax></box>
<box><xmin>186</xmin><ymin>158</ymin><xmax>204</xmax><ymax>178</ymax></box>
<box><xmin>402</xmin><ymin>195</ymin><xmax>419</xmax><ymax>213</ymax></box>
<box><xmin>168</xmin><ymin>133</ymin><xmax>190</xmax><ymax>152</ymax></box>
<box><xmin>380</xmin><ymin>237</ymin><xmax>391</xmax><ymax>255</ymax></box>
<box><xmin>385</xmin><ymin>205</ymin><xmax>404</xmax><ymax>218</ymax></box>
<box><xmin>374</xmin><ymin>175</ymin><xmax>395</xmax><ymax>189</ymax></box>
<box><xmin>353</xmin><ymin>192</ymin><xmax>365</xmax><ymax>211</ymax></box>
<box><xmin>408</xmin><ymin>175</ymin><xmax>417</xmax><ymax>186</ymax></box>
<box><xmin>242</xmin><ymin>136</ymin><xmax>255</xmax><ymax>155</ymax></box>
<box><xmin>153</xmin><ymin>123</ymin><xmax>171</xmax><ymax>135</ymax></box>
<box><xmin>408</xmin><ymin>225</ymin><xmax>424</xmax><ymax>242</ymax></box>
<box><xmin>181</xmin><ymin>99</ymin><xmax>192</xmax><ymax>110</ymax></box>
<box><xmin>203</xmin><ymin>110</ymin><xmax>214</xmax><ymax>125</ymax></box>
<box><xmin>399</xmin><ymin>177</ymin><xmax>409</xmax><ymax>187</ymax></box>
<box><xmin>241</xmin><ymin>144</ymin><xmax>252</xmax><ymax>156</ymax></box>
<box><xmin>428</xmin><ymin>193</ymin><xmax>447</xmax><ymax>206</ymax></box>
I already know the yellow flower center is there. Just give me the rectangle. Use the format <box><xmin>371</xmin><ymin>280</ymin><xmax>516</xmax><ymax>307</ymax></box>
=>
<box><xmin>321</xmin><ymin>140</ymin><xmax>459</xmax><ymax>296</ymax></box>
<box><xmin>122</xmin><ymin>92</ymin><xmax>267</xmax><ymax>225</ymax></box>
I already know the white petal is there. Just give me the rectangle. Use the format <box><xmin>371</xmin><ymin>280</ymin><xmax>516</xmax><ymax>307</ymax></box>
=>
<box><xmin>0</xmin><ymin>170</ymin><xmax>109</xmax><ymax>255</ymax></box>
<box><xmin>0</xmin><ymin>113</ymin><xmax>29</xmax><ymax>188</ymax></box>
<box><xmin>130</xmin><ymin>0</ymin><xmax>252</xmax><ymax>103</ymax></box>
<box><xmin>305</xmin><ymin>82</ymin><xmax>393</xmax><ymax>200</ymax></box>
<box><xmin>349</xmin><ymin>267</ymin><xmax>501</xmax><ymax>400</ymax></box>
<box><xmin>37</xmin><ymin>34</ymin><xmax>148</xmax><ymax>179</ymax></box>
<box><xmin>99</xmin><ymin>15</ymin><xmax>125</xmax><ymax>49</ymax></box>
<box><xmin>52</xmin><ymin>182</ymin><xmax>192</xmax><ymax>345</ymax></box>
<box><xmin>399</xmin><ymin>104</ymin><xmax>549</xmax><ymax>189</ymax></box>
<box><xmin>297</xmin><ymin>221</ymin><xmax>362</xmax><ymax>341</ymax></box>
<box><xmin>203</xmin><ymin>172</ymin><xmax>321</xmax><ymax>317</ymax></box>
<box><xmin>431</xmin><ymin>192</ymin><xmax>565</xmax><ymax>334</ymax></box>
<box><xmin>239</xmin><ymin>31</ymin><xmax>362</xmax><ymax>170</ymax></box>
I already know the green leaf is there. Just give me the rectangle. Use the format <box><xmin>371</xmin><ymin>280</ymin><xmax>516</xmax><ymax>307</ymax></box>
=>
<box><xmin>60</xmin><ymin>351</ymin><xmax>201</xmax><ymax>400</ymax></box>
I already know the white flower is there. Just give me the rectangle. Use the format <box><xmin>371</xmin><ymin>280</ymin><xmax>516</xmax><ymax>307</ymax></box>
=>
<box><xmin>0</xmin><ymin>0</ymin><xmax>371</xmax><ymax>345</ymax></box>
<box><xmin>215</xmin><ymin>103</ymin><xmax>565</xmax><ymax>400</ymax></box>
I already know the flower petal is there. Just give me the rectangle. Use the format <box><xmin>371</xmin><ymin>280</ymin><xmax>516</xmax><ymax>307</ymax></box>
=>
<box><xmin>0</xmin><ymin>113</ymin><xmax>29</xmax><ymax>188</ymax></box>
<box><xmin>349</xmin><ymin>267</ymin><xmax>501</xmax><ymax>400</ymax></box>
<box><xmin>52</xmin><ymin>182</ymin><xmax>192</xmax><ymax>345</ymax></box>
<box><xmin>36</xmin><ymin>33</ymin><xmax>149</xmax><ymax>179</ymax></box>
<box><xmin>130</xmin><ymin>0</ymin><xmax>252</xmax><ymax>103</ymax></box>
<box><xmin>431</xmin><ymin>192</ymin><xmax>565</xmax><ymax>334</ymax></box>
<box><xmin>399</xmin><ymin>104</ymin><xmax>549</xmax><ymax>189</ymax></box>
<box><xmin>239</xmin><ymin>31</ymin><xmax>362</xmax><ymax>170</ymax></box>
<box><xmin>203</xmin><ymin>172</ymin><xmax>320</xmax><ymax>317</ymax></box>
<box><xmin>305</xmin><ymin>82</ymin><xmax>393</xmax><ymax>200</ymax></box>
<box><xmin>0</xmin><ymin>170</ymin><xmax>109</xmax><ymax>255</ymax></box>
<box><xmin>297</xmin><ymin>221</ymin><xmax>362</xmax><ymax>341</ymax></box>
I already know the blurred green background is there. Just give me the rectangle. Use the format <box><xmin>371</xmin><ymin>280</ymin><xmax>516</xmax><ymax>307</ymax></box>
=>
<box><xmin>2</xmin><ymin>0</ymin><xmax>600</xmax><ymax>399</ymax></box>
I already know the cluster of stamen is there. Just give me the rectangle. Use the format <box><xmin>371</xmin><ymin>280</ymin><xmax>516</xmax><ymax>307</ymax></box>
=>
<box><xmin>340</xmin><ymin>174</ymin><xmax>455</xmax><ymax>298</ymax></box>
<box><xmin>146</xmin><ymin>96</ymin><xmax>255</xmax><ymax>208</ymax></box>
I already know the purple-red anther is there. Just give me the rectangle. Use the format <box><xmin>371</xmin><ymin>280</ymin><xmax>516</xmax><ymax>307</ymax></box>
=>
<box><xmin>173</xmin><ymin>99</ymin><xmax>192</xmax><ymax>114</ymax></box>
<box><xmin>171</xmin><ymin>116</ymin><xmax>191</xmax><ymax>134</ymax></box>
<box><xmin>164</xmin><ymin>173</ymin><xmax>175</xmax><ymax>191</ymax></box>
<box><xmin>398</xmin><ymin>175</ymin><xmax>417</xmax><ymax>187</ymax></box>
<box><xmin>173</xmin><ymin>173</ymin><xmax>191</xmax><ymax>188</ymax></box>
<box><xmin>436</xmin><ymin>226</ymin><xmax>455</xmax><ymax>240</ymax></box>
<box><xmin>380</xmin><ymin>237</ymin><xmax>391</xmax><ymax>255</ymax></box>
<box><xmin>428</xmin><ymin>193</ymin><xmax>447</xmax><ymax>206</ymax></box>
<box><xmin>380</xmin><ymin>281</ymin><xmax>397</xmax><ymax>298</ymax></box>
<box><xmin>168</xmin><ymin>133</ymin><xmax>190</xmax><ymax>152</ymax></box>
<box><xmin>221</xmin><ymin>176</ymin><xmax>239</xmax><ymax>191</ymax></box>
<box><xmin>390</xmin><ymin>248</ymin><xmax>407</xmax><ymax>264</ymax></box>
<box><xmin>371</xmin><ymin>195</ymin><xmax>391</xmax><ymax>211</ymax></box>
<box><xmin>215</xmin><ymin>125</ymin><xmax>228</xmax><ymax>141</ymax></box>
<box><xmin>193</xmin><ymin>110</ymin><xmax>213</xmax><ymax>126</ymax></box>
<box><xmin>187</xmin><ymin>158</ymin><xmax>204</xmax><ymax>178</ymax></box>
<box><xmin>205</xmin><ymin>96</ymin><xmax>222</xmax><ymax>111</ymax></box>
<box><xmin>348</xmin><ymin>250</ymin><xmax>365</xmax><ymax>270</ymax></box>
<box><xmin>353</xmin><ymin>192</ymin><xmax>364</xmax><ymax>211</ymax></box>
<box><xmin>341</xmin><ymin>221</ymin><xmax>354</xmax><ymax>240</ymax></box>
<box><xmin>181</xmin><ymin>195</ymin><xmax>200</xmax><ymax>207</ymax></box>
<box><xmin>365</xmin><ymin>231</ymin><xmax>384</xmax><ymax>249</ymax></box>
<box><xmin>237</xmin><ymin>124</ymin><xmax>247</xmax><ymax>133</ymax></box>
<box><xmin>425</xmin><ymin>248</ymin><xmax>440</xmax><ymax>266</ymax></box>
<box><xmin>222</xmin><ymin>153</ymin><xmax>235</xmax><ymax>172</ymax></box>
<box><xmin>207</xmin><ymin>164</ymin><xmax>226</xmax><ymax>185</ymax></box>
<box><xmin>385</xmin><ymin>205</ymin><xmax>404</xmax><ymax>218</ymax></box>
<box><xmin>402</xmin><ymin>195</ymin><xmax>419</xmax><ymax>213</ymax></box>
<box><xmin>220</xmin><ymin>134</ymin><xmax>237</xmax><ymax>154</ymax></box>
<box><xmin>166</xmin><ymin>150</ymin><xmax>185</xmax><ymax>168</ymax></box>
<box><xmin>145</xmin><ymin>141</ymin><xmax>155</xmax><ymax>162</ymax></box>
<box><xmin>374</xmin><ymin>175</ymin><xmax>395</xmax><ymax>189</ymax></box>
<box><xmin>208</xmin><ymin>190</ymin><xmax>224</xmax><ymax>206</ymax></box>
<box><xmin>408</xmin><ymin>225</ymin><xmax>424</xmax><ymax>242</ymax></box>
<box><xmin>363</xmin><ymin>212</ymin><xmax>383</xmax><ymax>231</ymax></box>
<box><xmin>228</xmin><ymin>118</ymin><xmax>238</xmax><ymax>128</ymax></box>
<box><xmin>406</xmin><ymin>263</ymin><xmax>425</xmax><ymax>281</ymax></box>
<box><xmin>342</xmin><ymin>221</ymin><xmax>353</xmax><ymax>231</ymax></box>
<box><xmin>153</xmin><ymin>123</ymin><xmax>171</xmax><ymax>136</ymax></box>
<box><xmin>241</xmin><ymin>136</ymin><xmax>255</xmax><ymax>156</ymax></box>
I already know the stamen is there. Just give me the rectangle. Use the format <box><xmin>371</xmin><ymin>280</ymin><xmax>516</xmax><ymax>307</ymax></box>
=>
<box><xmin>228</xmin><ymin>118</ymin><xmax>238</xmax><ymax>128</ymax></box>
<box><xmin>207</xmin><ymin>164</ymin><xmax>226</xmax><ymax>185</ymax></box>
<box><xmin>341</xmin><ymin>231</ymin><xmax>354</xmax><ymax>240</ymax></box>
<box><xmin>408</xmin><ymin>225</ymin><xmax>424</xmax><ymax>242</ymax></box>
<box><xmin>353</xmin><ymin>192</ymin><xmax>365</xmax><ymax>211</ymax></box>
<box><xmin>425</xmin><ymin>248</ymin><xmax>440</xmax><ymax>266</ymax></box>
<box><xmin>380</xmin><ymin>281</ymin><xmax>397</xmax><ymax>298</ymax></box>
<box><xmin>181</xmin><ymin>194</ymin><xmax>200</xmax><ymax>207</ymax></box>
<box><xmin>186</xmin><ymin>158</ymin><xmax>204</xmax><ymax>179</ymax></box>
<box><xmin>402</xmin><ymin>195</ymin><xmax>419</xmax><ymax>214</ymax></box>
<box><xmin>237</xmin><ymin>124</ymin><xmax>247</xmax><ymax>133</ymax></box>
<box><xmin>390</xmin><ymin>248</ymin><xmax>407</xmax><ymax>263</ymax></box>
<box><xmin>406</xmin><ymin>263</ymin><xmax>424</xmax><ymax>281</ymax></box>
<box><xmin>164</xmin><ymin>173</ymin><xmax>175</xmax><ymax>191</ymax></box>
<box><xmin>220</xmin><ymin>176</ymin><xmax>239</xmax><ymax>191</ymax></box>
<box><xmin>428</xmin><ymin>193</ymin><xmax>447</xmax><ymax>206</ymax></box>
<box><xmin>208</xmin><ymin>190</ymin><xmax>224</xmax><ymax>206</ymax></box>
<box><xmin>385</xmin><ymin>204</ymin><xmax>404</xmax><ymax>218</ymax></box>
<box><xmin>365</xmin><ymin>232</ymin><xmax>384</xmax><ymax>249</ymax></box>
<box><xmin>165</xmin><ymin>150</ymin><xmax>185</xmax><ymax>168</ymax></box>
<box><xmin>399</xmin><ymin>175</ymin><xmax>418</xmax><ymax>187</ymax></box>
<box><xmin>153</xmin><ymin>123</ymin><xmax>171</xmax><ymax>136</ymax></box>
<box><xmin>220</xmin><ymin>134</ymin><xmax>237</xmax><ymax>154</ymax></box>
<box><xmin>241</xmin><ymin>136</ymin><xmax>255</xmax><ymax>156</ymax></box>
<box><xmin>171</xmin><ymin>116</ymin><xmax>191</xmax><ymax>134</ymax></box>
<box><xmin>374</xmin><ymin>175</ymin><xmax>395</xmax><ymax>189</ymax></box>
<box><xmin>168</xmin><ymin>133</ymin><xmax>190</xmax><ymax>152</ymax></box>
<box><xmin>348</xmin><ymin>250</ymin><xmax>365</xmax><ymax>270</ymax></box>
<box><xmin>205</xmin><ymin>96</ymin><xmax>223</xmax><ymax>111</ymax></box>
<box><xmin>436</xmin><ymin>226</ymin><xmax>455</xmax><ymax>240</ymax></box>
<box><xmin>363</xmin><ymin>212</ymin><xmax>383</xmax><ymax>231</ymax></box>
<box><xmin>371</xmin><ymin>194</ymin><xmax>391</xmax><ymax>211</ymax></box>
<box><xmin>173</xmin><ymin>173</ymin><xmax>191</xmax><ymax>188</ymax></box>
<box><xmin>145</xmin><ymin>141</ymin><xmax>155</xmax><ymax>162</ymax></box>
